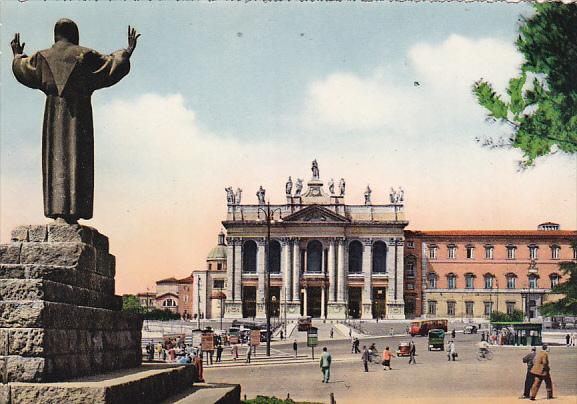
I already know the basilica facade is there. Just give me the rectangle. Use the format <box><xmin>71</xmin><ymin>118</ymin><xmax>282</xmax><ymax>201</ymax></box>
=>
<box><xmin>223</xmin><ymin>162</ymin><xmax>407</xmax><ymax>320</ymax></box>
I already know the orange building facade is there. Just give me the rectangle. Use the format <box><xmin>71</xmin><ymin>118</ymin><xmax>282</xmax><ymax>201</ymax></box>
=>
<box><xmin>405</xmin><ymin>223</ymin><xmax>576</xmax><ymax>320</ymax></box>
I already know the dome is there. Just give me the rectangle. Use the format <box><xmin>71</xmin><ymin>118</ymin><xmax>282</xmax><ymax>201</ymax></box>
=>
<box><xmin>207</xmin><ymin>231</ymin><xmax>227</xmax><ymax>261</ymax></box>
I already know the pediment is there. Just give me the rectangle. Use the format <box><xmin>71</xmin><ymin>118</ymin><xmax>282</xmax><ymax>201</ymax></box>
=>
<box><xmin>283</xmin><ymin>205</ymin><xmax>349</xmax><ymax>223</ymax></box>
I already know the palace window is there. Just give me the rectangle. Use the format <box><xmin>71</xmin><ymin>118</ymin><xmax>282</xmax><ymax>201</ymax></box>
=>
<box><xmin>465</xmin><ymin>301</ymin><xmax>474</xmax><ymax>317</ymax></box>
<box><xmin>429</xmin><ymin>245</ymin><xmax>438</xmax><ymax>259</ymax></box>
<box><xmin>213</xmin><ymin>279</ymin><xmax>225</xmax><ymax>289</ymax></box>
<box><xmin>484</xmin><ymin>301</ymin><xmax>493</xmax><ymax>316</ymax></box>
<box><xmin>447</xmin><ymin>274</ymin><xmax>457</xmax><ymax>289</ymax></box>
<box><xmin>484</xmin><ymin>274</ymin><xmax>494</xmax><ymax>289</ymax></box>
<box><xmin>506</xmin><ymin>274</ymin><xmax>517</xmax><ymax>289</ymax></box>
<box><xmin>406</xmin><ymin>283</ymin><xmax>415</xmax><ymax>290</ymax></box>
<box><xmin>428</xmin><ymin>300</ymin><xmax>437</xmax><ymax>315</ymax></box>
<box><xmin>406</xmin><ymin>241</ymin><xmax>415</xmax><ymax>249</ymax></box>
<box><xmin>506</xmin><ymin>301</ymin><xmax>516</xmax><ymax>315</ymax></box>
<box><xmin>465</xmin><ymin>273</ymin><xmax>475</xmax><ymax>289</ymax></box>
<box><xmin>507</xmin><ymin>245</ymin><xmax>517</xmax><ymax>260</ymax></box>
<box><xmin>217</xmin><ymin>263</ymin><xmax>223</xmax><ymax>271</ymax></box>
<box><xmin>448</xmin><ymin>244</ymin><xmax>456</xmax><ymax>259</ymax></box>
<box><xmin>447</xmin><ymin>301</ymin><xmax>456</xmax><ymax>317</ymax></box>
<box><xmin>485</xmin><ymin>245</ymin><xmax>494</xmax><ymax>260</ymax></box>
<box><xmin>466</xmin><ymin>245</ymin><xmax>475</xmax><ymax>259</ymax></box>
<box><xmin>550</xmin><ymin>274</ymin><xmax>560</xmax><ymax>289</ymax></box>
<box><xmin>163</xmin><ymin>298</ymin><xmax>176</xmax><ymax>307</ymax></box>
<box><xmin>529</xmin><ymin>244</ymin><xmax>538</xmax><ymax>260</ymax></box>
<box><xmin>428</xmin><ymin>273</ymin><xmax>438</xmax><ymax>289</ymax></box>
<box><xmin>528</xmin><ymin>274</ymin><xmax>538</xmax><ymax>289</ymax></box>
<box><xmin>551</xmin><ymin>245</ymin><xmax>560</xmax><ymax>260</ymax></box>
<box><xmin>405</xmin><ymin>255</ymin><xmax>417</xmax><ymax>278</ymax></box>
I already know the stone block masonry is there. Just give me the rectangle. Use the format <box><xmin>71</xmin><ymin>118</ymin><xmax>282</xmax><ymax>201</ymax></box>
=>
<box><xmin>0</xmin><ymin>224</ymin><xmax>142</xmax><ymax>383</ymax></box>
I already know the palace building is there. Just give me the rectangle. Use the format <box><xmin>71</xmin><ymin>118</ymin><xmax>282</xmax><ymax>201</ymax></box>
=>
<box><xmin>223</xmin><ymin>161</ymin><xmax>407</xmax><ymax>320</ymax></box>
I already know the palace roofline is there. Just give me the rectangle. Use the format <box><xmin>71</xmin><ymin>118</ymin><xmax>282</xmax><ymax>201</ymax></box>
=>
<box><xmin>406</xmin><ymin>230</ymin><xmax>577</xmax><ymax>237</ymax></box>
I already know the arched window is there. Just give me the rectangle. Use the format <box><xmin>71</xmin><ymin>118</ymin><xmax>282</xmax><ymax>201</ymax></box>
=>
<box><xmin>307</xmin><ymin>240</ymin><xmax>323</xmax><ymax>273</ymax></box>
<box><xmin>372</xmin><ymin>241</ymin><xmax>387</xmax><ymax>273</ymax></box>
<box><xmin>484</xmin><ymin>274</ymin><xmax>494</xmax><ymax>289</ymax></box>
<box><xmin>242</xmin><ymin>240</ymin><xmax>257</xmax><ymax>273</ymax></box>
<box><xmin>506</xmin><ymin>273</ymin><xmax>517</xmax><ymax>289</ymax></box>
<box><xmin>528</xmin><ymin>274</ymin><xmax>539</xmax><ymax>289</ymax></box>
<box><xmin>464</xmin><ymin>273</ymin><xmax>475</xmax><ymax>289</ymax></box>
<box><xmin>428</xmin><ymin>273</ymin><xmax>438</xmax><ymax>289</ymax></box>
<box><xmin>163</xmin><ymin>298</ymin><xmax>176</xmax><ymax>307</ymax></box>
<box><xmin>447</xmin><ymin>273</ymin><xmax>457</xmax><ymax>289</ymax></box>
<box><xmin>550</xmin><ymin>273</ymin><xmax>560</xmax><ymax>289</ymax></box>
<box><xmin>269</xmin><ymin>240</ymin><xmax>281</xmax><ymax>273</ymax></box>
<box><xmin>348</xmin><ymin>240</ymin><xmax>363</xmax><ymax>274</ymax></box>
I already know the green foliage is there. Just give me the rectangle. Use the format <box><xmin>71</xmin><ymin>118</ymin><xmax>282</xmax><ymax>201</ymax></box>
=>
<box><xmin>472</xmin><ymin>4</ymin><xmax>577</xmax><ymax>167</ymax></box>
<box><xmin>490</xmin><ymin>310</ymin><xmax>524</xmax><ymax>323</ymax></box>
<box><xmin>242</xmin><ymin>396</ymin><xmax>320</xmax><ymax>404</ymax></box>
<box><xmin>122</xmin><ymin>294</ymin><xmax>180</xmax><ymax>320</ymax></box>
<box><xmin>540</xmin><ymin>258</ymin><xmax>577</xmax><ymax>316</ymax></box>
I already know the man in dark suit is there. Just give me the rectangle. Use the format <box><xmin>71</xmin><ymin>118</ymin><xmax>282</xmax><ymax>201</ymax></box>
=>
<box><xmin>521</xmin><ymin>346</ymin><xmax>536</xmax><ymax>399</ymax></box>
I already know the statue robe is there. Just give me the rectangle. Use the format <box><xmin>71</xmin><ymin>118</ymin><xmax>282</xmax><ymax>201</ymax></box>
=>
<box><xmin>12</xmin><ymin>41</ymin><xmax>131</xmax><ymax>220</ymax></box>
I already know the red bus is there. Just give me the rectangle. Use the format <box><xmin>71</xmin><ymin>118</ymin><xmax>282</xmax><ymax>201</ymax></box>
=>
<box><xmin>410</xmin><ymin>319</ymin><xmax>448</xmax><ymax>336</ymax></box>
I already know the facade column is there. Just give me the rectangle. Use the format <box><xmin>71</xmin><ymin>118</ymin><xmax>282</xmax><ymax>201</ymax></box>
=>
<box><xmin>385</xmin><ymin>238</ymin><xmax>406</xmax><ymax>319</ymax></box>
<box><xmin>226</xmin><ymin>240</ymin><xmax>234</xmax><ymax>302</ymax></box>
<box><xmin>256</xmin><ymin>239</ymin><xmax>266</xmax><ymax>319</ymax></box>
<box><xmin>303</xmin><ymin>289</ymin><xmax>308</xmax><ymax>317</ymax></box>
<box><xmin>337</xmin><ymin>240</ymin><xmax>346</xmax><ymax>302</ymax></box>
<box><xmin>224</xmin><ymin>238</ymin><xmax>243</xmax><ymax>319</ymax></box>
<box><xmin>234</xmin><ymin>242</ymin><xmax>242</xmax><ymax>301</ymax></box>
<box><xmin>292</xmin><ymin>241</ymin><xmax>301</xmax><ymax>302</ymax></box>
<box><xmin>282</xmin><ymin>239</ymin><xmax>292</xmax><ymax>301</ymax></box>
<box><xmin>361</xmin><ymin>239</ymin><xmax>373</xmax><ymax>319</ymax></box>
<box><xmin>328</xmin><ymin>240</ymin><xmax>336</xmax><ymax>302</ymax></box>
<box><xmin>320</xmin><ymin>287</ymin><xmax>325</xmax><ymax>318</ymax></box>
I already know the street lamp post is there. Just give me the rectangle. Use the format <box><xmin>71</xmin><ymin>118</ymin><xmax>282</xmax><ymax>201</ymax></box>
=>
<box><xmin>197</xmin><ymin>275</ymin><xmax>202</xmax><ymax>330</ymax></box>
<box><xmin>258</xmin><ymin>201</ymin><xmax>282</xmax><ymax>356</ymax></box>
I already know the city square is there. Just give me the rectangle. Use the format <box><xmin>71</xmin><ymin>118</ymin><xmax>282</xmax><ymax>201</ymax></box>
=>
<box><xmin>2</xmin><ymin>1</ymin><xmax>577</xmax><ymax>403</ymax></box>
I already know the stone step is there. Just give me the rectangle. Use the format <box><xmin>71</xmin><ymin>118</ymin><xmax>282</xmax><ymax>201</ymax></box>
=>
<box><xmin>0</xmin><ymin>264</ymin><xmax>115</xmax><ymax>295</ymax></box>
<box><xmin>0</xmin><ymin>363</ymin><xmax>197</xmax><ymax>404</ymax></box>
<box><xmin>0</xmin><ymin>279</ymin><xmax>120</xmax><ymax>310</ymax></box>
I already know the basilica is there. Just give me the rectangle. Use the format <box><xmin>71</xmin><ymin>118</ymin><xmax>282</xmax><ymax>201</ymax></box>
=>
<box><xmin>223</xmin><ymin>161</ymin><xmax>407</xmax><ymax>320</ymax></box>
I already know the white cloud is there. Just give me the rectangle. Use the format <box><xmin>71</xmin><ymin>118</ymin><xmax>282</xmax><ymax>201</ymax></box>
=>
<box><xmin>301</xmin><ymin>34</ymin><xmax>524</xmax><ymax>135</ymax></box>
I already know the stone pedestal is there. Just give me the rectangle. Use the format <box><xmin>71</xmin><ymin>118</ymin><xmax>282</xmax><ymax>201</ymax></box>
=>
<box><xmin>386</xmin><ymin>302</ymin><xmax>406</xmax><ymax>320</ymax></box>
<box><xmin>327</xmin><ymin>302</ymin><xmax>347</xmax><ymax>320</ymax></box>
<box><xmin>224</xmin><ymin>301</ymin><xmax>243</xmax><ymax>319</ymax></box>
<box><xmin>255</xmin><ymin>303</ymin><xmax>266</xmax><ymax>319</ymax></box>
<box><xmin>0</xmin><ymin>224</ymin><xmax>142</xmax><ymax>383</ymax></box>
<box><xmin>284</xmin><ymin>302</ymin><xmax>301</xmax><ymax>319</ymax></box>
<box><xmin>361</xmin><ymin>303</ymin><xmax>373</xmax><ymax>319</ymax></box>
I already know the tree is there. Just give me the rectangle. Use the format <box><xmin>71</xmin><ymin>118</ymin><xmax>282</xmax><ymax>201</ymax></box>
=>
<box><xmin>540</xmin><ymin>261</ymin><xmax>577</xmax><ymax>316</ymax></box>
<box><xmin>472</xmin><ymin>4</ymin><xmax>577</xmax><ymax>168</ymax></box>
<box><xmin>490</xmin><ymin>310</ymin><xmax>524</xmax><ymax>322</ymax></box>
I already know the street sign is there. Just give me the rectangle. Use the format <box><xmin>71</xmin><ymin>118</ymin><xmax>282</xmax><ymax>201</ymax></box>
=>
<box><xmin>201</xmin><ymin>330</ymin><xmax>215</xmax><ymax>351</ymax></box>
<box><xmin>307</xmin><ymin>327</ymin><xmax>318</xmax><ymax>348</ymax></box>
<box><xmin>250</xmin><ymin>329</ymin><xmax>261</xmax><ymax>347</ymax></box>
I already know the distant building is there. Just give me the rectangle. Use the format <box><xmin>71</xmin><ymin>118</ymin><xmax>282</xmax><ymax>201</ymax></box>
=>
<box><xmin>136</xmin><ymin>292</ymin><xmax>155</xmax><ymax>309</ymax></box>
<box><xmin>406</xmin><ymin>223</ymin><xmax>576</xmax><ymax>321</ymax></box>
<box><xmin>178</xmin><ymin>276</ymin><xmax>194</xmax><ymax>319</ymax></box>
<box><xmin>155</xmin><ymin>277</ymin><xmax>179</xmax><ymax>313</ymax></box>
<box><xmin>192</xmin><ymin>232</ymin><xmax>228</xmax><ymax>320</ymax></box>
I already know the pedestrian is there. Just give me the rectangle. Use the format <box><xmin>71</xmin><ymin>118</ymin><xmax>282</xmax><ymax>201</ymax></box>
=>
<box><xmin>390</xmin><ymin>327</ymin><xmax>394</xmax><ymax>336</ymax></box>
<box><xmin>529</xmin><ymin>344</ymin><xmax>553</xmax><ymax>400</ymax></box>
<box><xmin>361</xmin><ymin>345</ymin><xmax>370</xmax><ymax>372</ymax></box>
<box><xmin>351</xmin><ymin>338</ymin><xmax>355</xmax><ymax>353</ymax></box>
<box><xmin>572</xmin><ymin>332</ymin><xmax>577</xmax><ymax>347</ymax></box>
<box><xmin>293</xmin><ymin>339</ymin><xmax>298</xmax><ymax>358</ymax></box>
<box><xmin>330</xmin><ymin>328</ymin><xmax>334</xmax><ymax>339</ymax></box>
<box><xmin>216</xmin><ymin>344</ymin><xmax>223</xmax><ymax>363</ymax></box>
<box><xmin>451</xmin><ymin>329</ymin><xmax>456</xmax><ymax>339</ymax></box>
<box><xmin>382</xmin><ymin>346</ymin><xmax>394</xmax><ymax>370</ymax></box>
<box><xmin>408</xmin><ymin>339</ymin><xmax>416</xmax><ymax>365</ymax></box>
<box><xmin>245</xmin><ymin>344</ymin><xmax>252</xmax><ymax>363</ymax></box>
<box><xmin>520</xmin><ymin>346</ymin><xmax>537</xmax><ymax>399</ymax></box>
<box><xmin>481</xmin><ymin>332</ymin><xmax>485</xmax><ymax>342</ymax></box>
<box><xmin>354</xmin><ymin>338</ymin><xmax>361</xmax><ymax>354</ymax></box>
<box><xmin>566</xmin><ymin>333</ymin><xmax>570</xmax><ymax>346</ymax></box>
<box><xmin>447</xmin><ymin>340</ymin><xmax>456</xmax><ymax>361</ymax></box>
<box><xmin>280</xmin><ymin>330</ymin><xmax>284</xmax><ymax>340</ymax></box>
<box><xmin>319</xmin><ymin>347</ymin><xmax>332</xmax><ymax>383</ymax></box>
<box><xmin>193</xmin><ymin>352</ymin><xmax>205</xmax><ymax>382</ymax></box>
<box><xmin>232</xmin><ymin>343</ymin><xmax>239</xmax><ymax>361</ymax></box>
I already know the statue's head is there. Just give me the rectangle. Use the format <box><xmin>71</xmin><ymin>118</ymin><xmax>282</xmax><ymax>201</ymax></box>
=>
<box><xmin>54</xmin><ymin>18</ymin><xmax>79</xmax><ymax>45</ymax></box>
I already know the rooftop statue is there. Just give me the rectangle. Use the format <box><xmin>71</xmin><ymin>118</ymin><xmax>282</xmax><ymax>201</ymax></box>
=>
<box><xmin>339</xmin><ymin>178</ymin><xmax>346</xmax><ymax>196</ymax></box>
<box><xmin>364</xmin><ymin>185</ymin><xmax>372</xmax><ymax>205</ymax></box>
<box><xmin>256</xmin><ymin>186</ymin><xmax>266</xmax><ymax>205</ymax></box>
<box><xmin>294</xmin><ymin>178</ymin><xmax>303</xmax><ymax>197</ymax></box>
<box><xmin>286</xmin><ymin>176</ymin><xmax>293</xmax><ymax>195</ymax></box>
<box><xmin>328</xmin><ymin>178</ymin><xmax>335</xmax><ymax>195</ymax></box>
<box><xmin>311</xmin><ymin>159</ymin><xmax>319</xmax><ymax>180</ymax></box>
<box><xmin>11</xmin><ymin>20</ymin><xmax>140</xmax><ymax>223</ymax></box>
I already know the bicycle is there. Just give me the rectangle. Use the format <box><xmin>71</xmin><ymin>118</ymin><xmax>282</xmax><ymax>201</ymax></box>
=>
<box><xmin>477</xmin><ymin>349</ymin><xmax>493</xmax><ymax>361</ymax></box>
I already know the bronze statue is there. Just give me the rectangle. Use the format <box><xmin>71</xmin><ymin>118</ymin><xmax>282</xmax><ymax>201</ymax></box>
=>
<box><xmin>11</xmin><ymin>19</ymin><xmax>140</xmax><ymax>223</ymax></box>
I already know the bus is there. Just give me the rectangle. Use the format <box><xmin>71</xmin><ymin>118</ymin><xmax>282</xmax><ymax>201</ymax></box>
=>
<box><xmin>410</xmin><ymin>319</ymin><xmax>448</xmax><ymax>336</ymax></box>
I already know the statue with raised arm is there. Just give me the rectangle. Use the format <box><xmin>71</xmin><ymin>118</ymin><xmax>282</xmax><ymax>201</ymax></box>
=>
<box><xmin>256</xmin><ymin>186</ymin><xmax>266</xmax><ymax>205</ymax></box>
<box><xmin>285</xmin><ymin>176</ymin><xmax>293</xmax><ymax>195</ymax></box>
<box><xmin>339</xmin><ymin>178</ymin><xmax>346</xmax><ymax>196</ymax></box>
<box><xmin>11</xmin><ymin>20</ymin><xmax>140</xmax><ymax>223</ymax></box>
<box><xmin>364</xmin><ymin>185</ymin><xmax>372</xmax><ymax>205</ymax></box>
<box><xmin>235</xmin><ymin>188</ymin><xmax>242</xmax><ymax>204</ymax></box>
<box><xmin>328</xmin><ymin>178</ymin><xmax>335</xmax><ymax>195</ymax></box>
<box><xmin>311</xmin><ymin>159</ymin><xmax>319</xmax><ymax>180</ymax></box>
<box><xmin>295</xmin><ymin>178</ymin><xmax>303</xmax><ymax>197</ymax></box>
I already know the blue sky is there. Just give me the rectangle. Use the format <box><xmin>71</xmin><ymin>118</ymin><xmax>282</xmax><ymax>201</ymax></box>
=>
<box><xmin>2</xmin><ymin>2</ymin><xmax>575</xmax><ymax>293</ymax></box>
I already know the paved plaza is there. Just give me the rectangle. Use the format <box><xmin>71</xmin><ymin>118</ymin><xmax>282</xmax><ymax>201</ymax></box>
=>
<box><xmin>205</xmin><ymin>322</ymin><xmax>577</xmax><ymax>403</ymax></box>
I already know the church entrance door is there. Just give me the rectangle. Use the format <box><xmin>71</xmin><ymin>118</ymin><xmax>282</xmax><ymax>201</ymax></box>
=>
<box><xmin>348</xmin><ymin>287</ymin><xmax>362</xmax><ymax>319</ymax></box>
<box><xmin>242</xmin><ymin>286</ymin><xmax>256</xmax><ymax>318</ymax></box>
<box><xmin>306</xmin><ymin>287</ymin><xmax>322</xmax><ymax>318</ymax></box>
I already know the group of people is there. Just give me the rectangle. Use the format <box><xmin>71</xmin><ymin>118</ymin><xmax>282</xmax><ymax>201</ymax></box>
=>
<box><xmin>565</xmin><ymin>333</ymin><xmax>576</xmax><ymax>346</ymax></box>
<box><xmin>521</xmin><ymin>345</ymin><xmax>554</xmax><ymax>400</ymax></box>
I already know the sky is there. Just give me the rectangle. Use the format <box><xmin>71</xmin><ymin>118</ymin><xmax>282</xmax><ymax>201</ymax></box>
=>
<box><xmin>1</xmin><ymin>2</ymin><xmax>576</xmax><ymax>294</ymax></box>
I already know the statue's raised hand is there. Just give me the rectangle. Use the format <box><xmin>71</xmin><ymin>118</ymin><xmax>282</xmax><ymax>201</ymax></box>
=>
<box><xmin>10</xmin><ymin>33</ymin><xmax>25</xmax><ymax>56</ymax></box>
<box><xmin>127</xmin><ymin>26</ymin><xmax>141</xmax><ymax>56</ymax></box>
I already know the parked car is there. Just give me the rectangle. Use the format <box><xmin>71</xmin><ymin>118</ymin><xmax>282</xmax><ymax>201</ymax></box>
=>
<box><xmin>463</xmin><ymin>325</ymin><xmax>478</xmax><ymax>334</ymax></box>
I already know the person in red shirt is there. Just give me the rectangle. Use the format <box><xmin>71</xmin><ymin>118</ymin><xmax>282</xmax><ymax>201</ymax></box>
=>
<box><xmin>382</xmin><ymin>346</ymin><xmax>395</xmax><ymax>370</ymax></box>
